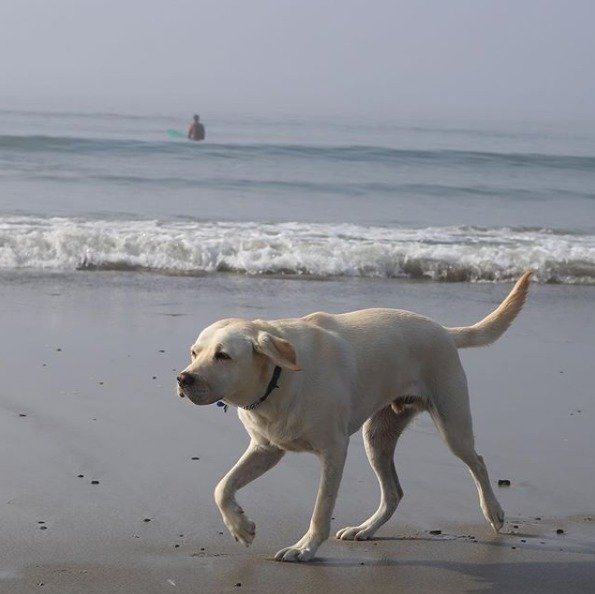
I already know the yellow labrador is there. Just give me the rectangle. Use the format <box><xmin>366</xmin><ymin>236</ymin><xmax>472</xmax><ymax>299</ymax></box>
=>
<box><xmin>177</xmin><ymin>272</ymin><xmax>531</xmax><ymax>562</ymax></box>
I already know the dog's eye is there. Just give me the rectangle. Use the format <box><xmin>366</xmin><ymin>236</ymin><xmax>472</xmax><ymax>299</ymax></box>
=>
<box><xmin>214</xmin><ymin>351</ymin><xmax>231</xmax><ymax>361</ymax></box>
<box><xmin>190</xmin><ymin>350</ymin><xmax>197</xmax><ymax>359</ymax></box>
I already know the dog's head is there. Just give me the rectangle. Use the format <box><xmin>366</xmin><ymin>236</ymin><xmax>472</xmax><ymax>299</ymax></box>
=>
<box><xmin>176</xmin><ymin>319</ymin><xmax>300</xmax><ymax>407</ymax></box>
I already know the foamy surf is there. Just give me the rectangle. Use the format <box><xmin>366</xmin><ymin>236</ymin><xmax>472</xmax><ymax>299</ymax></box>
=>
<box><xmin>0</xmin><ymin>216</ymin><xmax>593</xmax><ymax>284</ymax></box>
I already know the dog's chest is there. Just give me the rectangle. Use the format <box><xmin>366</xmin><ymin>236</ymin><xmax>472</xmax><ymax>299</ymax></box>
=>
<box><xmin>242</xmin><ymin>414</ymin><xmax>315</xmax><ymax>453</ymax></box>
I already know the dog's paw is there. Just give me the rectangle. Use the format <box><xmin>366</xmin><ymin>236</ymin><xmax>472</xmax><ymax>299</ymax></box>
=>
<box><xmin>222</xmin><ymin>508</ymin><xmax>256</xmax><ymax>546</ymax></box>
<box><xmin>335</xmin><ymin>525</ymin><xmax>374</xmax><ymax>541</ymax></box>
<box><xmin>489</xmin><ymin>509</ymin><xmax>505</xmax><ymax>533</ymax></box>
<box><xmin>274</xmin><ymin>545</ymin><xmax>316</xmax><ymax>562</ymax></box>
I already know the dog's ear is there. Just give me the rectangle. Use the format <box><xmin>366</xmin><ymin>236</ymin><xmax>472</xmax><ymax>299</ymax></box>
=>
<box><xmin>253</xmin><ymin>332</ymin><xmax>301</xmax><ymax>371</ymax></box>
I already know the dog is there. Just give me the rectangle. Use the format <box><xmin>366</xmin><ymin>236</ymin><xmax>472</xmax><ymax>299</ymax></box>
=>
<box><xmin>177</xmin><ymin>272</ymin><xmax>531</xmax><ymax>562</ymax></box>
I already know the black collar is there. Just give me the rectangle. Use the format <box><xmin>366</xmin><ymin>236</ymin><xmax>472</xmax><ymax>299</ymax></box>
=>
<box><xmin>242</xmin><ymin>365</ymin><xmax>282</xmax><ymax>411</ymax></box>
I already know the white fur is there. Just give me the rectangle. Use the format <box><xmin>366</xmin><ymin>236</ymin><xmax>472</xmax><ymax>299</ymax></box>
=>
<box><xmin>177</xmin><ymin>272</ymin><xmax>531</xmax><ymax>562</ymax></box>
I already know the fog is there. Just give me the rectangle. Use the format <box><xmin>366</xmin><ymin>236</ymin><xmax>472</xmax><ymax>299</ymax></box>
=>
<box><xmin>1</xmin><ymin>0</ymin><xmax>593</xmax><ymax>122</ymax></box>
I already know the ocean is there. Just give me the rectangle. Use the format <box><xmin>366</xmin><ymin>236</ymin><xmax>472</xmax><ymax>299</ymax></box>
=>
<box><xmin>1</xmin><ymin>109</ymin><xmax>594</xmax><ymax>284</ymax></box>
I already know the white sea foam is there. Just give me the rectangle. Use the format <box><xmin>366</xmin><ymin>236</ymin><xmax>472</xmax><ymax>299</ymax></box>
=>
<box><xmin>0</xmin><ymin>216</ymin><xmax>593</xmax><ymax>283</ymax></box>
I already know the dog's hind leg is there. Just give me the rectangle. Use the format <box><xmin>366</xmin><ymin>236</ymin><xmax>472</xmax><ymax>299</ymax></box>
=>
<box><xmin>336</xmin><ymin>406</ymin><xmax>416</xmax><ymax>541</ymax></box>
<box><xmin>429</xmin><ymin>378</ymin><xmax>504</xmax><ymax>532</ymax></box>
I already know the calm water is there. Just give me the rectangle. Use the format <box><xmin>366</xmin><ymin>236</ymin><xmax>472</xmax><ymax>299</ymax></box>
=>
<box><xmin>1</xmin><ymin>109</ymin><xmax>594</xmax><ymax>283</ymax></box>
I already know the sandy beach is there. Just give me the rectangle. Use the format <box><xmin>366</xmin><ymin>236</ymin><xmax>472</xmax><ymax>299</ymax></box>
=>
<box><xmin>1</xmin><ymin>271</ymin><xmax>594</xmax><ymax>593</ymax></box>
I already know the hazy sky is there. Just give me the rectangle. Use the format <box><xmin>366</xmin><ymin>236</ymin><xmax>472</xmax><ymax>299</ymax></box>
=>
<box><xmin>1</xmin><ymin>0</ymin><xmax>593</xmax><ymax>121</ymax></box>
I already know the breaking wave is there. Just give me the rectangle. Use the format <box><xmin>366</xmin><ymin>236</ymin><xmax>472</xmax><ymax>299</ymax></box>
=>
<box><xmin>1</xmin><ymin>216</ymin><xmax>593</xmax><ymax>284</ymax></box>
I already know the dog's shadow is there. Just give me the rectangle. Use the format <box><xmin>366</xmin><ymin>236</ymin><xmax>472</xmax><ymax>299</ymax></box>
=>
<box><xmin>291</xmin><ymin>534</ymin><xmax>595</xmax><ymax>591</ymax></box>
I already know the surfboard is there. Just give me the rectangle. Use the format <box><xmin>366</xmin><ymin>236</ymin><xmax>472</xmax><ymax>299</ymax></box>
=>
<box><xmin>166</xmin><ymin>129</ymin><xmax>186</xmax><ymax>139</ymax></box>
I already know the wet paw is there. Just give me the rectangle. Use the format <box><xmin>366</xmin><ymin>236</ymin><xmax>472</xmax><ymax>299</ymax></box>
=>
<box><xmin>490</xmin><ymin>509</ymin><xmax>505</xmax><ymax>533</ymax></box>
<box><xmin>274</xmin><ymin>545</ymin><xmax>315</xmax><ymax>562</ymax></box>
<box><xmin>336</xmin><ymin>525</ymin><xmax>374</xmax><ymax>541</ymax></box>
<box><xmin>222</xmin><ymin>509</ymin><xmax>256</xmax><ymax>546</ymax></box>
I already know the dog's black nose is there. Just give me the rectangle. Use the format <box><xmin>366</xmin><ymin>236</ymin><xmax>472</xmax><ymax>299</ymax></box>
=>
<box><xmin>177</xmin><ymin>372</ymin><xmax>195</xmax><ymax>387</ymax></box>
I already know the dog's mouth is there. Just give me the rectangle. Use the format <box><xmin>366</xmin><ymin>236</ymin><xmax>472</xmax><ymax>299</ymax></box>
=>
<box><xmin>177</xmin><ymin>386</ymin><xmax>221</xmax><ymax>406</ymax></box>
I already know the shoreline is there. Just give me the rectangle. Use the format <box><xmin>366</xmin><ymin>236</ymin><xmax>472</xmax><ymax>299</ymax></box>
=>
<box><xmin>1</xmin><ymin>272</ymin><xmax>593</xmax><ymax>592</ymax></box>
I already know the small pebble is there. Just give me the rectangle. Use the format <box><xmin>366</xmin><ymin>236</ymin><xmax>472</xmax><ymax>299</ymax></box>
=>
<box><xmin>42</xmin><ymin>363</ymin><xmax>47</xmax><ymax>367</ymax></box>
<box><xmin>38</xmin><ymin>521</ymin><xmax>45</xmax><ymax>524</ymax></box>
<box><xmin>513</xmin><ymin>524</ymin><xmax>519</xmax><ymax>529</ymax></box>
<box><xmin>511</xmin><ymin>546</ymin><xmax>516</xmax><ymax>550</ymax></box>
<box><xmin>174</xmin><ymin>544</ymin><xmax>180</xmax><ymax>548</ymax></box>
<box><xmin>99</xmin><ymin>382</ymin><xmax>104</xmax><ymax>385</ymax></box>
<box><xmin>521</xmin><ymin>539</ymin><xmax>526</xmax><ymax>543</ymax></box>
<box><xmin>556</xmin><ymin>528</ymin><xmax>564</xmax><ymax>534</ymax></box>
<box><xmin>77</xmin><ymin>474</ymin><xmax>84</xmax><ymax>478</ymax></box>
<box><xmin>56</xmin><ymin>348</ymin><xmax>62</xmax><ymax>352</ymax></box>
<box><xmin>498</xmin><ymin>479</ymin><xmax>511</xmax><ymax>487</ymax></box>
<box><xmin>91</xmin><ymin>480</ymin><xmax>100</xmax><ymax>485</ymax></box>
<box><xmin>200</xmin><ymin>547</ymin><xmax>205</xmax><ymax>551</ymax></box>
<box><xmin>235</xmin><ymin>583</ymin><xmax>242</xmax><ymax>588</ymax></box>
<box><xmin>159</xmin><ymin>349</ymin><xmax>165</xmax><ymax>353</ymax></box>
<box><xmin>144</xmin><ymin>518</ymin><xmax>151</xmax><ymax>523</ymax></box>
<box><xmin>429</xmin><ymin>530</ymin><xmax>442</xmax><ymax>535</ymax></box>
<box><xmin>19</xmin><ymin>413</ymin><xmax>27</xmax><ymax>417</ymax></box>
<box><xmin>535</xmin><ymin>517</ymin><xmax>541</xmax><ymax>521</ymax></box>
<box><xmin>40</xmin><ymin>526</ymin><xmax>47</xmax><ymax>530</ymax></box>
<box><xmin>152</xmin><ymin>376</ymin><xmax>157</xmax><ymax>380</ymax></box>
<box><xmin>191</xmin><ymin>457</ymin><xmax>200</xmax><ymax>461</ymax></box>
<box><xmin>179</xmin><ymin>534</ymin><xmax>184</xmax><ymax>537</ymax></box>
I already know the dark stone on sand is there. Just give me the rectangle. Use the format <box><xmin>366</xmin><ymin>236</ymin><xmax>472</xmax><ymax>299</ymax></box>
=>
<box><xmin>19</xmin><ymin>413</ymin><xmax>27</xmax><ymax>417</ymax></box>
<box><xmin>152</xmin><ymin>376</ymin><xmax>157</xmax><ymax>380</ymax></box>
<box><xmin>77</xmin><ymin>475</ymin><xmax>84</xmax><ymax>478</ymax></box>
<box><xmin>513</xmin><ymin>524</ymin><xmax>519</xmax><ymax>529</ymax></box>
<box><xmin>40</xmin><ymin>526</ymin><xmax>47</xmax><ymax>530</ymax></box>
<box><xmin>98</xmin><ymin>381</ymin><xmax>104</xmax><ymax>385</ymax></box>
<box><xmin>143</xmin><ymin>518</ymin><xmax>151</xmax><ymax>522</ymax></box>
<box><xmin>429</xmin><ymin>530</ymin><xmax>442</xmax><ymax>535</ymax></box>
<box><xmin>535</xmin><ymin>517</ymin><xmax>542</xmax><ymax>520</ymax></box>
<box><xmin>174</xmin><ymin>544</ymin><xmax>180</xmax><ymax>548</ymax></box>
<box><xmin>91</xmin><ymin>480</ymin><xmax>99</xmax><ymax>485</ymax></box>
<box><xmin>498</xmin><ymin>479</ymin><xmax>511</xmax><ymax>486</ymax></box>
<box><xmin>191</xmin><ymin>457</ymin><xmax>200</xmax><ymax>460</ymax></box>
<box><xmin>38</xmin><ymin>521</ymin><xmax>45</xmax><ymax>524</ymax></box>
<box><xmin>235</xmin><ymin>584</ymin><xmax>242</xmax><ymax>588</ymax></box>
<box><xmin>159</xmin><ymin>349</ymin><xmax>165</xmax><ymax>353</ymax></box>
<box><xmin>56</xmin><ymin>348</ymin><xmax>62</xmax><ymax>352</ymax></box>
<box><xmin>556</xmin><ymin>528</ymin><xmax>564</xmax><ymax>534</ymax></box>
<box><xmin>218</xmin><ymin>531</ymin><xmax>223</xmax><ymax>535</ymax></box>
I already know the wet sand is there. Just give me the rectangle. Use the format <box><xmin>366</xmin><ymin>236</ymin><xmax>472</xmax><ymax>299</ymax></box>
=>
<box><xmin>1</xmin><ymin>272</ymin><xmax>593</xmax><ymax>593</ymax></box>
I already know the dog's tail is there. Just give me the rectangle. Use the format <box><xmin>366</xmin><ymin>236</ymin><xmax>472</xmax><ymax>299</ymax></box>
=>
<box><xmin>447</xmin><ymin>271</ymin><xmax>532</xmax><ymax>349</ymax></box>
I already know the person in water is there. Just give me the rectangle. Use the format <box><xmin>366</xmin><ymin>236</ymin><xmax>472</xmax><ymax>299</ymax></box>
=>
<box><xmin>188</xmin><ymin>114</ymin><xmax>205</xmax><ymax>141</ymax></box>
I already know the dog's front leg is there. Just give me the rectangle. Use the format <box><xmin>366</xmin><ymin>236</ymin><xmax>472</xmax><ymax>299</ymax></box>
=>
<box><xmin>275</xmin><ymin>439</ymin><xmax>348</xmax><ymax>562</ymax></box>
<box><xmin>215</xmin><ymin>441</ymin><xmax>285</xmax><ymax>546</ymax></box>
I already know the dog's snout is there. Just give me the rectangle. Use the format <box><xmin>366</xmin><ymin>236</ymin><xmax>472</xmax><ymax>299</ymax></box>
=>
<box><xmin>177</xmin><ymin>371</ymin><xmax>195</xmax><ymax>387</ymax></box>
